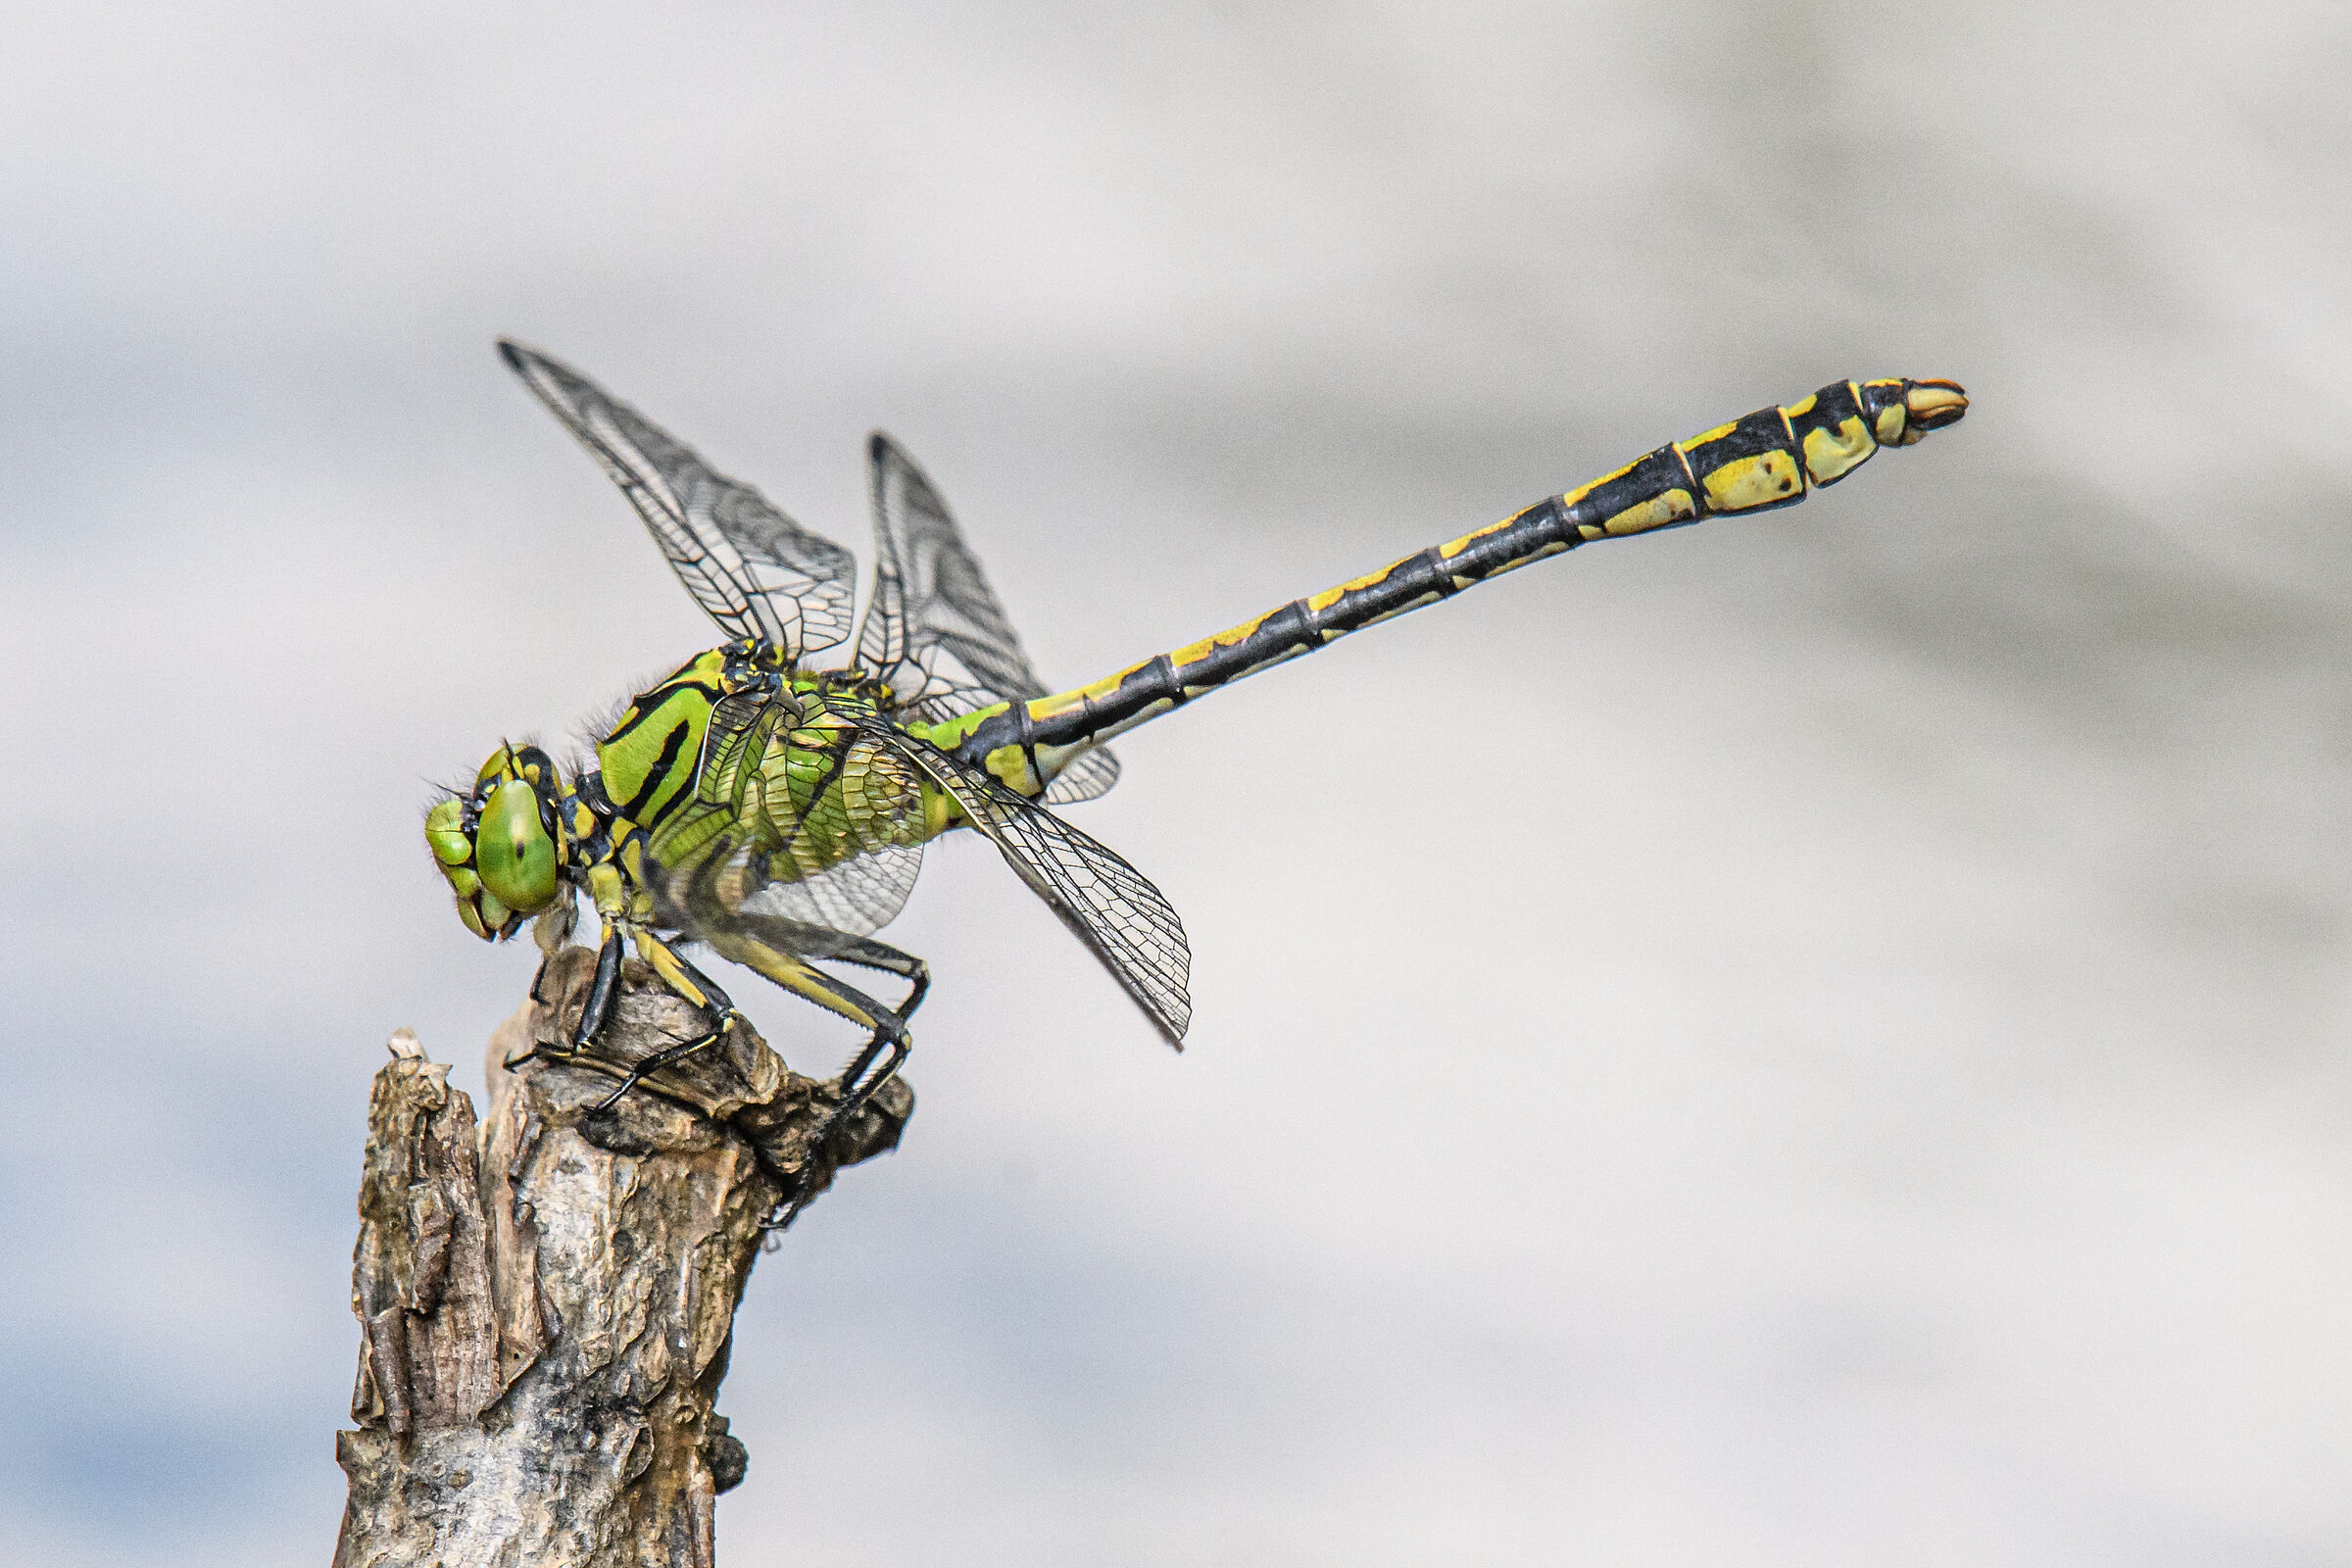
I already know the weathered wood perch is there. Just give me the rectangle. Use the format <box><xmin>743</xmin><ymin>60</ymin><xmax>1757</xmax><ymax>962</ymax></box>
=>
<box><xmin>333</xmin><ymin>944</ymin><xmax>912</xmax><ymax>1567</ymax></box>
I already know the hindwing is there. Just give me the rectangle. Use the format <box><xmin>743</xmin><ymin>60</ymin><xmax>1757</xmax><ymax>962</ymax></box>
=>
<box><xmin>886</xmin><ymin>722</ymin><xmax>1188</xmax><ymax>1046</ymax></box>
<box><xmin>856</xmin><ymin>433</ymin><xmax>1120</xmax><ymax>804</ymax></box>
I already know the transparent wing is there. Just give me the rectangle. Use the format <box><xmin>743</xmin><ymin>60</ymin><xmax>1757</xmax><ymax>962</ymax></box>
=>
<box><xmin>645</xmin><ymin>697</ymin><xmax>927</xmax><ymax>957</ymax></box>
<box><xmin>1041</xmin><ymin>749</ymin><xmax>1120</xmax><ymax>806</ymax></box>
<box><xmin>857</xmin><ymin>432</ymin><xmax>1120</xmax><ymax>803</ymax></box>
<box><xmin>650</xmin><ymin>816</ymin><xmax>926</xmax><ymax>963</ymax></box>
<box><xmin>742</xmin><ymin>726</ymin><xmax>929</xmax><ymax>940</ymax></box>
<box><xmin>728</xmin><ymin>840</ymin><xmax>926</xmax><ymax>955</ymax></box>
<box><xmin>501</xmin><ymin>340</ymin><xmax>858</xmax><ymax>658</ymax></box>
<box><xmin>892</xmin><ymin>725</ymin><xmax>1188</xmax><ymax>1046</ymax></box>
<box><xmin>651</xmin><ymin>844</ymin><xmax>921</xmax><ymax>965</ymax></box>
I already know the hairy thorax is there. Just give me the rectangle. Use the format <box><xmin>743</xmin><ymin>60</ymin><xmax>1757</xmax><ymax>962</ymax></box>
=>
<box><xmin>594</xmin><ymin>647</ymin><xmax>956</xmax><ymax>899</ymax></box>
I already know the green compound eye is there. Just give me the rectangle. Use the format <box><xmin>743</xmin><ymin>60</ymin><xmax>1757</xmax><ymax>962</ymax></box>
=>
<box><xmin>474</xmin><ymin>779</ymin><xmax>559</xmax><ymax>914</ymax></box>
<box><xmin>423</xmin><ymin>798</ymin><xmax>473</xmax><ymax>867</ymax></box>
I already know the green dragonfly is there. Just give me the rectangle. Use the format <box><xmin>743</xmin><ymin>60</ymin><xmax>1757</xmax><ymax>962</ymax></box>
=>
<box><xmin>427</xmin><ymin>341</ymin><xmax>1965</xmax><ymax>1214</ymax></box>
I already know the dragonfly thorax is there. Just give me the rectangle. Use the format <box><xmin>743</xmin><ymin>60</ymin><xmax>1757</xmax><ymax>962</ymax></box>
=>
<box><xmin>595</xmin><ymin>648</ymin><xmax>736</xmax><ymax>828</ymax></box>
<box><xmin>589</xmin><ymin>644</ymin><xmax>883</xmax><ymax>828</ymax></box>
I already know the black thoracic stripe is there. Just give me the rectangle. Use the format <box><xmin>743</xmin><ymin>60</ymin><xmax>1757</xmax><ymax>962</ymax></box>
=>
<box><xmin>617</xmin><ymin>717</ymin><xmax>692</xmax><ymax>821</ymax></box>
<box><xmin>603</xmin><ymin>701</ymin><xmax>659</xmax><ymax>747</ymax></box>
<box><xmin>605</xmin><ymin>675</ymin><xmax>720</xmax><ymax>750</ymax></box>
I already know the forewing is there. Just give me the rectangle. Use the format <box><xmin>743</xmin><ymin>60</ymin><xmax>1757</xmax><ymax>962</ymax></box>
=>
<box><xmin>501</xmin><ymin>340</ymin><xmax>858</xmax><ymax>657</ymax></box>
<box><xmin>858</xmin><ymin>432</ymin><xmax>1121</xmax><ymax>800</ymax></box>
<box><xmin>896</xmin><ymin>728</ymin><xmax>1189</xmax><ymax>1046</ymax></box>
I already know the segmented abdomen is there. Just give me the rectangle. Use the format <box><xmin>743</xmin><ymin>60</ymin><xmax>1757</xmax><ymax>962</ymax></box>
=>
<box><xmin>932</xmin><ymin>376</ymin><xmax>1966</xmax><ymax>794</ymax></box>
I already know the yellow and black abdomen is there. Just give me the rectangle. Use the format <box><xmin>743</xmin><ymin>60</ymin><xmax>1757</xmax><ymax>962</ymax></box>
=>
<box><xmin>934</xmin><ymin>375</ymin><xmax>1966</xmax><ymax>795</ymax></box>
<box><xmin>1555</xmin><ymin>375</ymin><xmax>1953</xmax><ymax>541</ymax></box>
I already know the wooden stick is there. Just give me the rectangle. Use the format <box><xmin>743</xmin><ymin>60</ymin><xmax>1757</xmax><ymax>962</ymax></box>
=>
<box><xmin>333</xmin><ymin>946</ymin><xmax>911</xmax><ymax>1567</ymax></box>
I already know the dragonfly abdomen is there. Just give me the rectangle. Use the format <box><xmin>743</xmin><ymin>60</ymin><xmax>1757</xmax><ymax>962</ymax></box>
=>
<box><xmin>939</xmin><ymin>376</ymin><xmax>1965</xmax><ymax>794</ymax></box>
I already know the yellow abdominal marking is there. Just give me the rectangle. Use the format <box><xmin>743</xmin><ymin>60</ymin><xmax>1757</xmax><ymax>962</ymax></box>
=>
<box><xmin>1601</xmin><ymin>487</ymin><xmax>1698</xmax><ymax>536</ymax></box>
<box><xmin>1699</xmin><ymin>449</ymin><xmax>1799</xmax><ymax>511</ymax></box>
<box><xmin>1801</xmin><ymin>416</ymin><xmax>1876</xmax><ymax>482</ymax></box>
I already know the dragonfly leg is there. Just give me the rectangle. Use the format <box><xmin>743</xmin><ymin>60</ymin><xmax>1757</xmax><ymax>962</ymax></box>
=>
<box><xmin>588</xmin><ymin>1024</ymin><xmax>735</xmax><ymax>1113</ymax></box>
<box><xmin>703</xmin><ymin>932</ymin><xmax>912</xmax><ymax>1229</ymax></box>
<box><xmin>584</xmin><ymin>928</ymin><xmax>743</xmax><ymax>1112</ymax></box>
<box><xmin>705</xmin><ymin>932</ymin><xmax>909</xmax><ymax>1105</ymax></box>
<box><xmin>819</xmin><ymin>935</ymin><xmax>931</xmax><ymax>1019</ymax></box>
<box><xmin>572</xmin><ymin>925</ymin><xmax>625</xmax><ymax>1051</ymax></box>
<box><xmin>508</xmin><ymin>922</ymin><xmax>625</xmax><ymax>1073</ymax></box>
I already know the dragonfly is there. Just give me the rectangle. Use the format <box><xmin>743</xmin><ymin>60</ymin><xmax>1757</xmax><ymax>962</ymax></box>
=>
<box><xmin>427</xmin><ymin>341</ymin><xmax>1966</xmax><ymax>1217</ymax></box>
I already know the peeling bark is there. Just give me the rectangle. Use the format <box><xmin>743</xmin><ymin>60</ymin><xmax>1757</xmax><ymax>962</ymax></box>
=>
<box><xmin>334</xmin><ymin>948</ymin><xmax>911</xmax><ymax>1567</ymax></box>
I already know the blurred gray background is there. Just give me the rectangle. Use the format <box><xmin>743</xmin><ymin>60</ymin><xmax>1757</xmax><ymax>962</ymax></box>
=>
<box><xmin>4</xmin><ymin>3</ymin><xmax>2347</xmax><ymax>1564</ymax></box>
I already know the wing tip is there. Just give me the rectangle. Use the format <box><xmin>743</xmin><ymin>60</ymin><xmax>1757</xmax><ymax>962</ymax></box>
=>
<box><xmin>497</xmin><ymin>338</ymin><xmax>575</xmax><ymax>396</ymax></box>
<box><xmin>869</xmin><ymin>430</ymin><xmax>945</xmax><ymax>496</ymax></box>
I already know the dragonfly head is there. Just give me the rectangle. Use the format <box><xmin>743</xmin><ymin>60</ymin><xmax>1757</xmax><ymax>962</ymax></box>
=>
<box><xmin>424</xmin><ymin>743</ymin><xmax>574</xmax><ymax>940</ymax></box>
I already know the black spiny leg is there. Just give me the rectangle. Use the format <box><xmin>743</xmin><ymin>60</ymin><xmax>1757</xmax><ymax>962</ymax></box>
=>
<box><xmin>510</xmin><ymin>922</ymin><xmax>624</xmax><ymax>1074</ymax></box>
<box><xmin>824</xmin><ymin>935</ymin><xmax>931</xmax><ymax>1019</ymax></box>
<box><xmin>589</xmin><ymin>946</ymin><xmax>741</xmax><ymax>1113</ymax></box>
<box><xmin>573</xmin><ymin>925</ymin><xmax>625</xmax><ymax>1051</ymax></box>
<box><xmin>764</xmin><ymin>1011</ymin><xmax>908</xmax><ymax>1235</ymax></box>
<box><xmin>823</xmin><ymin>1023</ymin><xmax>909</xmax><ymax>1147</ymax></box>
<box><xmin>794</xmin><ymin>956</ymin><xmax>916</xmax><ymax>1141</ymax></box>
<box><xmin>763</xmin><ymin>976</ymin><xmax>912</xmax><ymax>1235</ymax></box>
<box><xmin>689</xmin><ymin>930</ymin><xmax>918</xmax><ymax>1234</ymax></box>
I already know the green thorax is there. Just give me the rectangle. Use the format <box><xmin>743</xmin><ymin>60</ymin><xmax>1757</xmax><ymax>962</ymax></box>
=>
<box><xmin>596</xmin><ymin>644</ymin><xmax>960</xmax><ymax>889</ymax></box>
<box><xmin>596</xmin><ymin>647</ymin><xmax>735</xmax><ymax>828</ymax></box>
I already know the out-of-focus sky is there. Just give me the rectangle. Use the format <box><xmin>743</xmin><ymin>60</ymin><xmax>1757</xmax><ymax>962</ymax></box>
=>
<box><xmin>3</xmin><ymin>3</ymin><xmax>2347</xmax><ymax>1563</ymax></box>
